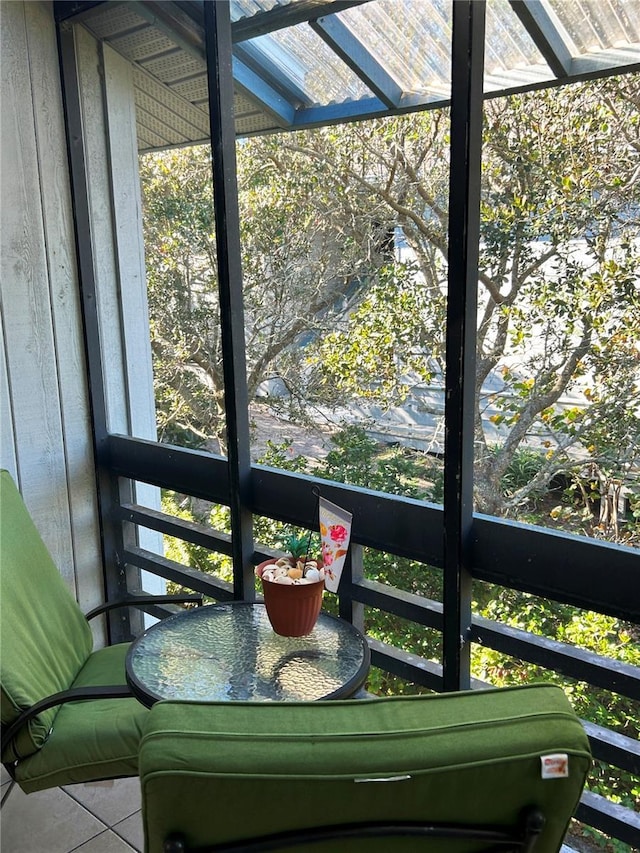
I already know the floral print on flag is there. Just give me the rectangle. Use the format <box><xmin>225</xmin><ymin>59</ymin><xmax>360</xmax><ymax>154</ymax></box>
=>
<box><xmin>318</xmin><ymin>496</ymin><xmax>353</xmax><ymax>593</ymax></box>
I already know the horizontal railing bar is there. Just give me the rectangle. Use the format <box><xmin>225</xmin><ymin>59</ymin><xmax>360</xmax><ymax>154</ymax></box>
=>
<box><xmin>123</xmin><ymin>542</ymin><xmax>638</xmax><ymax>704</ymax></box>
<box><xmin>117</xmin><ymin>501</ymin><xmax>292</xmax><ymax>569</ymax></box>
<box><xmin>367</xmin><ymin>639</ymin><xmax>488</xmax><ymax>693</ymax></box>
<box><xmin>107</xmin><ymin>435</ymin><xmax>639</xmax><ymax>623</ymax></box>
<box><xmin>251</xmin><ymin>463</ymin><xmax>445</xmax><ymax>566</ymax></box>
<box><xmin>128</xmin><ymin>600</ymin><xmax>195</xmax><ymax>621</ymax></box>
<box><xmin>118</xmin><ymin>503</ymin><xmax>234</xmax><ymax>556</ymax></box>
<box><xmin>123</xmin><ymin>545</ymin><xmax>235</xmax><ymax>601</ymax></box>
<box><xmin>582</xmin><ymin>721</ymin><xmax>640</xmax><ymax>776</ymax></box>
<box><xmin>576</xmin><ymin>790</ymin><xmax>640</xmax><ymax>848</ymax></box>
<box><xmin>471</xmin><ymin>616</ymin><xmax>640</xmax><ymax>700</ymax></box>
<box><xmin>352</xmin><ymin>578</ymin><xmax>639</xmax><ymax>702</ymax></box>
<box><xmin>352</xmin><ymin>579</ymin><xmax>444</xmax><ymax>631</ymax></box>
<box><xmin>473</xmin><ymin>515</ymin><xmax>639</xmax><ymax>623</ymax></box>
<box><xmin>367</xmin><ymin>637</ymin><xmax>444</xmax><ymax>692</ymax></box>
<box><xmin>128</xmin><ymin>552</ymin><xmax>640</xmax><ymax>798</ymax></box>
<box><xmin>109</xmin><ymin>434</ymin><xmax>231</xmax><ymax>504</ymax></box>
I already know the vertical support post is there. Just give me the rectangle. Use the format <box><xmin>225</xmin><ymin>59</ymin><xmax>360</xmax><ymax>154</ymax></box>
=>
<box><xmin>203</xmin><ymin>1</ymin><xmax>254</xmax><ymax>599</ymax></box>
<box><xmin>442</xmin><ymin>0</ymin><xmax>486</xmax><ymax>691</ymax></box>
<box><xmin>56</xmin><ymin>21</ymin><xmax>135</xmax><ymax>642</ymax></box>
<box><xmin>338</xmin><ymin>544</ymin><xmax>365</xmax><ymax>632</ymax></box>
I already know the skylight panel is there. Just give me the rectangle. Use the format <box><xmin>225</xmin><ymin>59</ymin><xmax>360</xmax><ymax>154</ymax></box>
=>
<box><xmin>547</xmin><ymin>0</ymin><xmax>640</xmax><ymax>53</ymax></box>
<box><xmin>485</xmin><ymin>0</ymin><xmax>553</xmax><ymax>76</ymax></box>
<box><xmin>230</xmin><ymin>0</ymin><xmax>288</xmax><ymax>22</ymax></box>
<box><xmin>338</xmin><ymin>0</ymin><xmax>452</xmax><ymax>98</ymax></box>
<box><xmin>249</xmin><ymin>23</ymin><xmax>371</xmax><ymax>105</ymax></box>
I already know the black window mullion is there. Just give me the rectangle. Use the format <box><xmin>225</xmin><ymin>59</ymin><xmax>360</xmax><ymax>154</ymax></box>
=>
<box><xmin>203</xmin><ymin>0</ymin><xmax>254</xmax><ymax>599</ymax></box>
<box><xmin>443</xmin><ymin>0</ymin><xmax>486</xmax><ymax>691</ymax></box>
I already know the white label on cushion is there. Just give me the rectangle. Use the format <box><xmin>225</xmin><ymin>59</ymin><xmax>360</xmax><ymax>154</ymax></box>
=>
<box><xmin>541</xmin><ymin>754</ymin><xmax>569</xmax><ymax>778</ymax></box>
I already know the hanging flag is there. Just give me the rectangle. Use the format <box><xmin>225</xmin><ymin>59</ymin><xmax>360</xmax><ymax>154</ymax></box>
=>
<box><xmin>318</xmin><ymin>496</ymin><xmax>353</xmax><ymax>593</ymax></box>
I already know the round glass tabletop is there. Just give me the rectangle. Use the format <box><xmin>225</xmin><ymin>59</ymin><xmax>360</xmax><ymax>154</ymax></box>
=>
<box><xmin>125</xmin><ymin>601</ymin><xmax>370</xmax><ymax>705</ymax></box>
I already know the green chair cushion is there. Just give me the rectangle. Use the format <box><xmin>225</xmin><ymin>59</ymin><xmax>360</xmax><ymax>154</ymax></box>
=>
<box><xmin>13</xmin><ymin>642</ymin><xmax>149</xmax><ymax>792</ymax></box>
<box><xmin>139</xmin><ymin>683</ymin><xmax>591</xmax><ymax>853</ymax></box>
<box><xmin>1</xmin><ymin>471</ymin><xmax>93</xmax><ymax>762</ymax></box>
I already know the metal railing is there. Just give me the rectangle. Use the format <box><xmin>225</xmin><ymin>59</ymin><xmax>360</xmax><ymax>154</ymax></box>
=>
<box><xmin>105</xmin><ymin>434</ymin><xmax>639</xmax><ymax>848</ymax></box>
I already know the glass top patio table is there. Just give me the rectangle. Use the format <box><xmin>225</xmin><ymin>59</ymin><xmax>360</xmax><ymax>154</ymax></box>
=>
<box><xmin>125</xmin><ymin>601</ymin><xmax>370</xmax><ymax>706</ymax></box>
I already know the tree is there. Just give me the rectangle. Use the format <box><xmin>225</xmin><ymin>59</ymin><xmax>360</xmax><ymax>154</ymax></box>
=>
<box><xmin>142</xmin><ymin>75</ymin><xmax>639</xmax><ymax>528</ymax></box>
<box><xmin>290</xmin><ymin>76</ymin><xmax>640</xmax><ymax>521</ymax></box>
<box><xmin>140</xmin><ymin>143</ymin><xmax>392</xmax><ymax>449</ymax></box>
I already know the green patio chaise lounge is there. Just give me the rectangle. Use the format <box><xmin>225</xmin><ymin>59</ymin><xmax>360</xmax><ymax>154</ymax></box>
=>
<box><xmin>139</xmin><ymin>685</ymin><xmax>591</xmax><ymax>852</ymax></box>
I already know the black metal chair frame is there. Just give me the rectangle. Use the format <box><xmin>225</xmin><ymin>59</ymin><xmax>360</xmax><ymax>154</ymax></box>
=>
<box><xmin>163</xmin><ymin>806</ymin><xmax>546</xmax><ymax>853</ymax></box>
<box><xmin>1</xmin><ymin>593</ymin><xmax>203</xmax><ymax>788</ymax></box>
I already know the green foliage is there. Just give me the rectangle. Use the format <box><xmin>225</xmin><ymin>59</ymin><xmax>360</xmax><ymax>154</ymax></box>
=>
<box><xmin>317</xmin><ymin>425</ymin><xmax>441</xmax><ymax>501</ymax></box>
<box><xmin>257</xmin><ymin>439</ymin><xmax>309</xmax><ymax>473</ymax></box>
<box><xmin>278</xmin><ymin>531</ymin><xmax>313</xmax><ymax>559</ymax></box>
<box><xmin>313</xmin><ymin>265</ymin><xmax>440</xmax><ymax>407</ymax></box>
<box><xmin>161</xmin><ymin>492</ymin><xmax>233</xmax><ymax>594</ymax></box>
<box><xmin>472</xmin><ymin>78</ymin><xmax>640</xmax><ymax>515</ymax></box>
<box><xmin>143</xmin><ymin>77</ymin><xmax>639</xmax><ymax>523</ymax></box>
<box><xmin>159</xmin><ymin>423</ymin><xmax>638</xmax><ymax>834</ymax></box>
<box><xmin>471</xmin><ymin>582</ymin><xmax>640</xmax><ymax>825</ymax></box>
<box><xmin>496</xmin><ymin>446</ymin><xmax>547</xmax><ymax>503</ymax></box>
<box><xmin>141</xmin><ymin>135</ymin><xmax>393</xmax><ymax>447</ymax></box>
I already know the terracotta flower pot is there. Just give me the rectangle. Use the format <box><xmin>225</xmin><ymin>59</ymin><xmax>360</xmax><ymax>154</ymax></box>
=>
<box><xmin>257</xmin><ymin>559</ymin><xmax>324</xmax><ymax>637</ymax></box>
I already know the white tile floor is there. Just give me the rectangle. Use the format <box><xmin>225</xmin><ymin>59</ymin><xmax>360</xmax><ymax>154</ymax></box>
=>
<box><xmin>0</xmin><ymin>771</ymin><xmax>143</xmax><ymax>853</ymax></box>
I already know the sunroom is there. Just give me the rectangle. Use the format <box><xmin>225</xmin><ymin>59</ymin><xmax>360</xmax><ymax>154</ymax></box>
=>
<box><xmin>1</xmin><ymin>1</ymin><xmax>639</xmax><ymax>850</ymax></box>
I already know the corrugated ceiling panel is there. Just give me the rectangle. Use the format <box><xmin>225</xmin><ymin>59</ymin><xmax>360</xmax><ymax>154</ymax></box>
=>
<box><xmin>339</xmin><ymin>0</ymin><xmax>452</xmax><ymax>96</ymax></box>
<box><xmin>230</xmin><ymin>0</ymin><xmax>295</xmax><ymax>22</ymax></box>
<box><xmin>486</xmin><ymin>0</ymin><xmax>550</xmax><ymax>74</ymax></box>
<box><xmin>549</xmin><ymin>0</ymin><xmax>640</xmax><ymax>52</ymax></box>
<box><xmin>74</xmin><ymin>0</ymin><xmax>640</xmax><ymax>151</ymax></box>
<box><xmin>484</xmin><ymin>64</ymin><xmax>556</xmax><ymax>93</ymax></box>
<box><xmin>250</xmin><ymin>23</ymin><xmax>371</xmax><ymax>104</ymax></box>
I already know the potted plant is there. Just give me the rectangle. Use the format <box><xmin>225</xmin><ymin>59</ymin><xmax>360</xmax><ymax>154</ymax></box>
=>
<box><xmin>255</xmin><ymin>533</ymin><xmax>325</xmax><ymax>637</ymax></box>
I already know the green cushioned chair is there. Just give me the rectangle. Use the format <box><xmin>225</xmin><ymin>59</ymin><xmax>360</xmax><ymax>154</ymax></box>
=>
<box><xmin>139</xmin><ymin>684</ymin><xmax>591</xmax><ymax>853</ymax></box>
<box><xmin>0</xmin><ymin>469</ymin><xmax>200</xmax><ymax>795</ymax></box>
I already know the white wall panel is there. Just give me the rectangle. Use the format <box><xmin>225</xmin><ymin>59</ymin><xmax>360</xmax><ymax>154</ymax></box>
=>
<box><xmin>1</xmin><ymin>1</ymin><xmax>79</xmax><ymax>592</ymax></box>
<box><xmin>0</xmin><ymin>2</ymin><xmax>164</xmax><ymax>635</ymax></box>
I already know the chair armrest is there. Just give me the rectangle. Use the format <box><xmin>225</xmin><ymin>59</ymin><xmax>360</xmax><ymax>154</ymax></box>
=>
<box><xmin>1</xmin><ymin>685</ymin><xmax>133</xmax><ymax>757</ymax></box>
<box><xmin>85</xmin><ymin>594</ymin><xmax>203</xmax><ymax>621</ymax></box>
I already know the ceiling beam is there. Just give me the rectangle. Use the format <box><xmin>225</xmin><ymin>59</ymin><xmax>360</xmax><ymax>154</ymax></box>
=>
<box><xmin>235</xmin><ymin>41</ymin><xmax>311</xmax><ymax>105</ymax></box>
<box><xmin>231</xmin><ymin>0</ymin><xmax>371</xmax><ymax>43</ymax></box>
<box><xmin>311</xmin><ymin>13</ymin><xmax>402</xmax><ymax>108</ymax></box>
<box><xmin>173</xmin><ymin>0</ymin><xmax>371</xmax><ymax>44</ymax></box>
<box><xmin>233</xmin><ymin>57</ymin><xmax>297</xmax><ymax>128</ymax></box>
<box><xmin>508</xmin><ymin>0</ymin><xmax>572</xmax><ymax>78</ymax></box>
<box><xmin>53</xmin><ymin>0</ymin><xmax>116</xmax><ymax>23</ymax></box>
